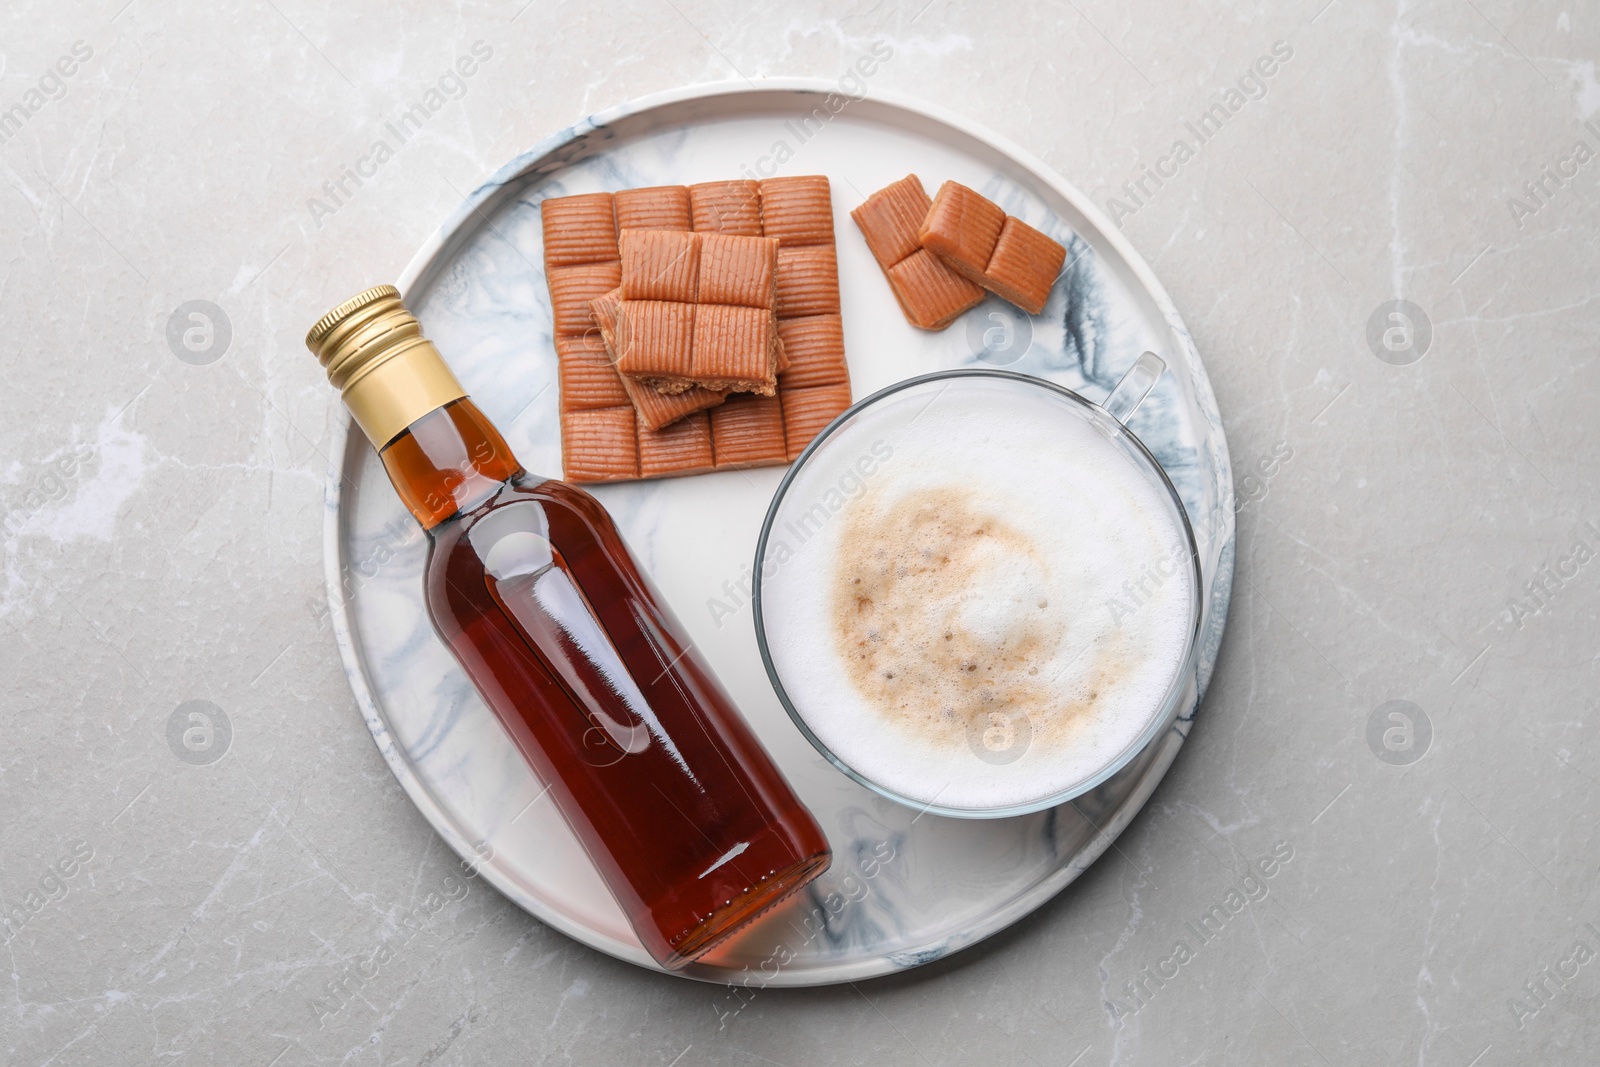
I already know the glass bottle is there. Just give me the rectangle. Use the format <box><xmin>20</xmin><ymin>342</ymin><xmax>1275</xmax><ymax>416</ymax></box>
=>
<box><xmin>306</xmin><ymin>286</ymin><xmax>830</xmax><ymax>969</ymax></box>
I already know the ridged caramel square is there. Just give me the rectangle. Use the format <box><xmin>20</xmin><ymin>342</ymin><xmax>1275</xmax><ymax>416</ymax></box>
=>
<box><xmin>548</xmin><ymin>262</ymin><xmax>623</xmax><ymax>337</ymax></box>
<box><xmin>757</xmin><ymin>175</ymin><xmax>834</xmax><ymax>247</ymax></box>
<box><xmin>556</xmin><ymin>334</ymin><xmax>630</xmax><ymax>410</ymax></box>
<box><xmin>690</xmin><ymin>180</ymin><xmax>763</xmax><ymax>235</ymax></box>
<box><xmin>639</xmin><ymin>411</ymin><xmax>716</xmax><ymax>477</ymax></box>
<box><xmin>886</xmin><ymin>249</ymin><xmax>984</xmax><ymax>330</ymax></box>
<box><xmin>710</xmin><ymin>393</ymin><xmax>787</xmax><ymax>467</ymax></box>
<box><xmin>614</xmin><ymin>185</ymin><xmax>693</xmax><ymax>232</ymax></box>
<box><xmin>775</xmin><ymin>313</ymin><xmax>848</xmax><ymax>390</ymax></box>
<box><xmin>918</xmin><ymin>181</ymin><xmax>1007</xmax><ymax>283</ymax></box>
<box><xmin>691</xmin><ymin>304</ymin><xmax>777</xmax><ymax>394</ymax></box>
<box><xmin>613</xmin><ymin>299</ymin><xmax>696</xmax><ymax>390</ymax></box>
<box><xmin>983</xmin><ymin>216</ymin><xmax>1066</xmax><ymax>315</ymax></box>
<box><xmin>780</xmin><ymin>383</ymin><xmax>852</xmax><ymax>460</ymax></box>
<box><xmin>774</xmin><ymin>246</ymin><xmax>841</xmax><ymax>318</ymax></box>
<box><xmin>850</xmin><ymin>175</ymin><xmax>930</xmax><ymax>266</ymax></box>
<box><xmin>541</xmin><ymin>192</ymin><xmax>617</xmax><ymax>268</ymax></box>
<box><xmin>697</xmin><ymin>232</ymin><xmax>778</xmax><ymax>308</ymax></box>
<box><xmin>560</xmin><ymin>407</ymin><xmax>638</xmax><ymax>482</ymax></box>
<box><xmin>620</xmin><ymin>229</ymin><xmax>700</xmax><ymax>303</ymax></box>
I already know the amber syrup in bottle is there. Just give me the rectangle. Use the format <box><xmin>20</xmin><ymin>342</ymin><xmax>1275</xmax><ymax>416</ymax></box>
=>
<box><xmin>307</xmin><ymin>287</ymin><xmax>830</xmax><ymax>969</ymax></box>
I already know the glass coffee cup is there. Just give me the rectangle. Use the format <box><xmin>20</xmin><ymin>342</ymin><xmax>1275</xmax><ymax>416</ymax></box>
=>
<box><xmin>752</xmin><ymin>357</ymin><xmax>1202</xmax><ymax>819</ymax></box>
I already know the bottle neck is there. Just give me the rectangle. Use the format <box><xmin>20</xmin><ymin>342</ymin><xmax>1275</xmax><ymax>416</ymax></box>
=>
<box><xmin>379</xmin><ymin>398</ymin><xmax>524</xmax><ymax>529</ymax></box>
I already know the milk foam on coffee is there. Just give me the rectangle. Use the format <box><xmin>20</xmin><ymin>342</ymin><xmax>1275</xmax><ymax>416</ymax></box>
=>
<box><xmin>760</xmin><ymin>377</ymin><xmax>1194</xmax><ymax>811</ymax></box>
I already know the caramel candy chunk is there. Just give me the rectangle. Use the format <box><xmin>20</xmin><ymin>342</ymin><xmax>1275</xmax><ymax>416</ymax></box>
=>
<box><xmin>920</xmin><ymin>181</ymin><xmax>1066</xmax><ymax>315</ymax></box>
<box><xmin>851</xmin><ymin>175</ymin><xmax>932</xmax><ymax>266</ymax></box>
<box><xmin>711</xmin><ymin>393</ymin><xmax>788</xmax><ymax>467</ymax></box>
<box><xmin>780</xmin><ymin>383</ymin><xmax>853</xmax><ymax>460</ymax></box>
<box><xmin>614</xmin><ymin>185</ymin><xmax>693</xmax><ymax>232</ymax></box>
<box><xmin>886</xmin><ymin>249</ymin><xmax>985</xmax><ymax>330</ymax></box>
<box><xmin>561</xmin><ymin>407</ymin><xmax>639</xmax><ymax>482</ymax></box>
<box><xmin>620</xmin><ymin>229</ymin><xmax>700</xmax><ymax>303</ymax></box>
<box><xmin>614</xmin><ymin>299</ymin><xmax>696</xmax><ymax>391</ymax></box>
<box><xmin>691</xmin><ymin>304</ymin><xmax>779</xmax><ymax>394</ymax></box>
<box><xmin>982</xmin><ymin>216</ymin><xmax>1066</xmax><ymax>315</ymax></box>
<box><xmin>775</xmin><ymin>313</ymin><xmax>848</xmax><ymax>390</ymax></box>
<box><xmin>548</xmin><ymin>262</ymin><xmax>623</xmax><ymax>337</ymax></box>
<box><xmin>757</xmin><ymin>176</ymin><xmax>834</xmax><ymax>247</ymax></box>
<box><xmin>590</xmin><ymin>286</ymin><xmax>725</xmax><ymax>430</ymax></box>
<box><xmin>918</xmin><ymin>181</ymin><xmax>1006</xmax><ymax>285</ymax></box>
<box><xmin>690</xmin><ymin>180</ymin><xmax>763</xmax><ymax>235</ymax></box>
<box><xmin>697</xmin><ymin>232</ymin><xmax>779</xmax><ymax>308</ymax></box>
<box><xmin>639</xmin><ymin>411</ymin><xmax>716</xmax><ymax>477</ymax></box>
<box><xmin>852</xmin><ymin>175</ymin><xmax>983</xmax><ymax>330</ymax></box>
<box><xmin>774</xmin><ymin>246</ymin><xmax>841</xmax><ymax>318</ymax></box>
<box><xmin>541</xmin><ymin>192</ymin><xmax>618</xmax><ymax>269</ymax></box>
<box><xmin>556</xmin><ymin>334</ymin><xmax>631</xmax><ymax>410</ymax></box>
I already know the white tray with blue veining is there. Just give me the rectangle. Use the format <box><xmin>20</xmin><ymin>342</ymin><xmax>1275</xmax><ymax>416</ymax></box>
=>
<box><xmin>323</xmin><ymin>80</ymin><xmax>1234</xmax><ymax>986</ymax></box>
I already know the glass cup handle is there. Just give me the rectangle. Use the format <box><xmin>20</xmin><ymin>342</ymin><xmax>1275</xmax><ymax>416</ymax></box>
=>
<box><xmin>1101</xmin><ymin>351</ymin><xmax>1166</xmax><ymax>425</ymax></box>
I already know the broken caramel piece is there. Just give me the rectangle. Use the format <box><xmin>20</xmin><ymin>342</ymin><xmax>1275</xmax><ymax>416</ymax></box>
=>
<box><xmin>556</xmin><ymin>334</ymin><xmax>630</xmax><ymax>410</ymax></box>
<box><xmin>774</xmin><ymin>246</ymin><xmax>841</xmax><ymax>318</ymax></box>
<box><xmin>614</xmin><ymin>185</ymin><xmax>693</xmax><ymax>232</ymax></box>
<box><xmin>710</xmin><ymin>393</ymin><xmax>787</xmax><ymax>467</ymax></box>
<box><xmin>639</xmin><ymin>411</ymin><xmax>716</xmax><ymax>478</ymax></box>
<box><xmin>561</xmin><ymin>407</ymin><xmax>638</xmax><ymax>482</ymax></box>
<box><xmin>780</xmin><ymin>382</ymin><xmax>853</xmax><ymax>460</ymax></box>
<box><xmin>541</xmin><ymin>192</ymin><xmax>618</xmax><ymax>269</ymax></box>
<box><xmin>614</xmin><ymin>299</ymin><xmax>696</xmax><ymax>391</ymax></box>
<box><xmin>757</xmin><ymin>176</ymin><xmax>834</xmax><ymax>247</ymax></box>
<box><xmin>690</xmin><ymin>180</ymin><xmax>763</xmax><ymax>235</ymax></box>
<box><xmin>620</xmin><ymin>229</ymin><xmax>700</xmax><ymax>303</ymax></box>
<box><xmin>918</xmin><ymin>181</ymin><xmax>1006</xmax><ymax>285</ymax></box>
<box><xmin>548</xmin><ymin>261</ymin><xmax>623</xmax><ymax>337</ymax></box>
<box><xmin>691</xmin><ymin>304</ymin><xmax>778</xmax><ymax>394</ymax></box>
<box><xmin>886</xmin><ymin>249</ymin><xmax>985</xmax><ymax>330</ymax></box>
<box><xmin>851</xmin><ymin>175</ymin><xmax>932</xmax><ymax>266</ymax></box>
<box><xmin>775</xmin><ymin>313</ymin><xmax>848</xmax><ymax>390</ymax></box>
<box><xmin>590</xmin><ymin>286</ymin><xmax>725</xmax><ymax>430</ymax></box>
<box><xmin>697</xmin><ymin>232</ymin><xmax>779</xmax><ymax>308</ymax></box>
<box><xmin>852</xmin><ymin>175</ymin><xmax>983</xmax><ymax>330</ymax></box>
<box><xmin>982</xmin><ymin>216</ymin><xmax>1066</xmax><ymax>315</ymax></box>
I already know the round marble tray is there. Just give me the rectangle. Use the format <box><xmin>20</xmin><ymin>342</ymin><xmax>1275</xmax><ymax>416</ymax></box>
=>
<box><xmin>322</xmin><ymin>79</ymin><xmax>1235</xmax><ymax>986</ymax></box>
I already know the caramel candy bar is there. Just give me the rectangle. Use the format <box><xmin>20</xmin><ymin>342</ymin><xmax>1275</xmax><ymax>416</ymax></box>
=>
<box><xmin>690</xmin><ymin>180</ymin><xmax>763</xmax><ymax>236</ymax></box>
<box><xmin>540</xmin><ymin>180</ymin><xmax>852</xmax><ymax>483</ymax></box>
<box><xmin>851</xmin><ymin>175</ymin><xmax>983</xmax><ymax>330</ymax></box>
<box><xmin>620</xmin><ymin>229</ymin><xmax>700</xmax><ymax>303</ymax></box>
<box><xmin>710</xmin><ymin>393</ymin><xmax>788</xmax><ymax>468</ymax></box>
<box><xmin>919</xmin><ymin>181</ymin><xmax>1066</xmax><ymax>315</ymax></box>
<box><xmin>614</xmin><ymin>185</ymin><xmax>693</xmax><ymax>232</ymax></box>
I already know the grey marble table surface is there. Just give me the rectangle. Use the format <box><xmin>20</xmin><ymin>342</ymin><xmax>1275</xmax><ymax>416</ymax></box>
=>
<box><xmin>3</xmin><ymin>2</ymin><xmax>1598</xmax><ymax>1065</ymax></box>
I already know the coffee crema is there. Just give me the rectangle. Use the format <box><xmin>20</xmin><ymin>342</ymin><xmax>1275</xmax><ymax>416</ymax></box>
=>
<box><xmin>761</xmin><ymin>376</ymin><xmax>1195</xmax><ymax>811</ymax></box>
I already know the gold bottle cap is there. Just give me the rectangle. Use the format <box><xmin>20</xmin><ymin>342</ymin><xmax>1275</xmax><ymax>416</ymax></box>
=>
<box><xmin>305</xmin><ymin>285</ymin><xmax>467</xmax><ymax>449</ymax></box>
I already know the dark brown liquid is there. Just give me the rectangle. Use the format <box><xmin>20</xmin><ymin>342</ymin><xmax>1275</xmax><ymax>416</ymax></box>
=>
<box><xmin>381</xmin><ymin>400</ymin><xmax>830</xmax><ymax>968</ymax></box>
